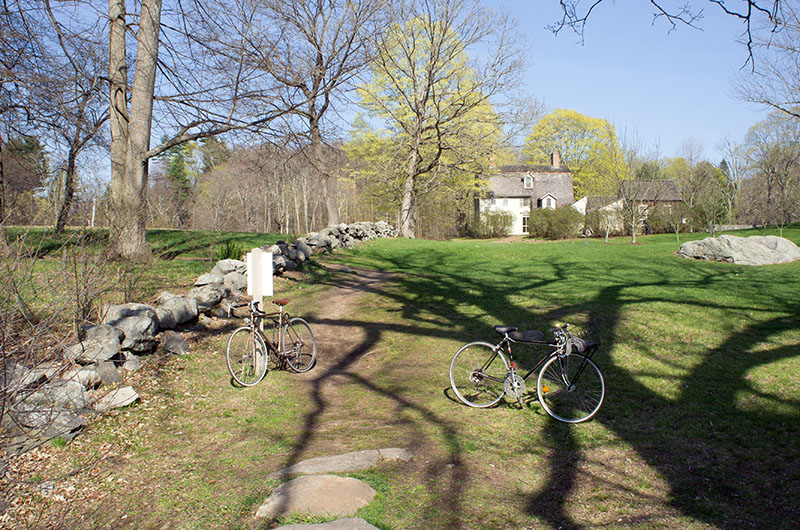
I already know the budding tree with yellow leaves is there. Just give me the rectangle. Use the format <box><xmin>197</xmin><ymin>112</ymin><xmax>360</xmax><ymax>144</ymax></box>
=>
<box><xmin>354</xmin><ymin>0</ymin><xmax>530</xmax><ymax>238</ymax></box>
<box><xmin>523</xmin><ymin>109</ymin><xmax>625</xmax><ymax>199</ymax></box>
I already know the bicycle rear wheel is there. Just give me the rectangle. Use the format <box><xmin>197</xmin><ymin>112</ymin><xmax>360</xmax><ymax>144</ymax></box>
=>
<box><xmin>449</xmin><ymin>342</ymin><xmax>509</xmax><ymax>408</ymax></box>
<box><xmin>537</xmin><ymin>353</ymin><xmax>604</xmax><ymax>423</ymax></box>
<box><xmin>226</xmin><ymin>327</ymin><xmax>269</xmax><ymax>386</ymax></box>
<box><xmin>281</xmin><ymin>317</ymin><xmax>316</xmax><ymax>372</ymax></box>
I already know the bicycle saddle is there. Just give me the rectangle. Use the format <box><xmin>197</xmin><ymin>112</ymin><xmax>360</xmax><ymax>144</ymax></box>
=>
<box><xmin>273</xmin><ymin>298</ymin><xmax>290</xmax><ymax>306</ymax></box>
<box><xmin>494</xmin><ymin>326</ymin><xmax>545</xmax><ymax>343</ymax></box>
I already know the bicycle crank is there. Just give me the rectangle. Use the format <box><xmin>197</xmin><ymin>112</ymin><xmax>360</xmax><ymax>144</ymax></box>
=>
<box><xmin>503</xmin><ymin>372</ymin><xmax>526</xmax><ymax>399</ymax></box>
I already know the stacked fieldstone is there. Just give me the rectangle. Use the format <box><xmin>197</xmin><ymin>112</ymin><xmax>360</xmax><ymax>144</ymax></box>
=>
<box><xmin>2</xmin><ymin>295</ymin><xmax>197</xmax><ymax>455</ymax></box>
<box><xmin>268</xmin><ymin>221</ymin><xmax>398</xmax><ymax>274</ymax></box>
<box><xmin>2</xmin><ymin>222</ymin><xmax>396</xmax><ymax>455</ymax></box>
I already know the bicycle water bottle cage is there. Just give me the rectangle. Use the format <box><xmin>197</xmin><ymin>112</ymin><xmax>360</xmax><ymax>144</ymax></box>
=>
<box><xmin>494</xmin><ymin>325</ymin><xmax>517</xmax><ymax>335</ymax></box>
<box><xmin>508</xmin><ymin>329</ymin><xmax>545</xmax><ymax>343</ymax></box>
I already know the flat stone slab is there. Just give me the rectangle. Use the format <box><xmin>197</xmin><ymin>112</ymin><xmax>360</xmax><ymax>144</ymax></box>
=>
<box><xmin>270</xmin><ymin>448</ymin><xmax>412</xmax><ymax>478</ymax></box>
<box><xmin>256</xmin><ymin>475</ymin><xmax>376</xmax><ymax>519</ymax></box>
<box><xmin>95</xmin><ymin>386</ymin><xmax>139</xmax><ymax>412</ymax></box>
<box><xmin>274</xmin><ymin>518</ymin><xmax>380</xmax><ymax>530</ymax></box>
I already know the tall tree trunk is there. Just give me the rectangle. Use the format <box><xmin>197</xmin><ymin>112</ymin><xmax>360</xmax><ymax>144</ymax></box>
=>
<box><xmin>54</xmin><ymin>148</ymin><xmax>77</xmax><ymax>233</ymax></box>
<box><xmin>400</xmin><ymin>149</ymin><xmax>418</xmax><ymax>238</ymax></box>
<box><xmin>310</xmin><ymin>116</ymin><xmax>339</xmax><ymax>226</ymax></box>
<box><xmin>109</xmin><ymin>0</ymin><xmax>162</xmax><ymax>259</ymax></box>
<box><xmin>108</xmin><ymin>0</ymin><xmax>129</xmax><ymax>252</ymax></box>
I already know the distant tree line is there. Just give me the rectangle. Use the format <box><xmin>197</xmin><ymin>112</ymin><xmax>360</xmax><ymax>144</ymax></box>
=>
<box><xmin>1</xmin><ymin>0</ymin><xmax>797</xmax><ymax>249</ymax></box>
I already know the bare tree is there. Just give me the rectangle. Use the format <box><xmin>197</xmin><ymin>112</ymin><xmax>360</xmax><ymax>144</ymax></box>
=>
<box><xmin>718</xmin><ymin>135</ymin><xmax>750</xmax><ymax>221</ymax></box>
<box><xmin>743</xmin><ymin>111</ymin><xmax>800</xmax><ymax>235</ymax></box>
<box><xmin>608</xmin><ymin>132</ymin><xmax>683</xmax><ymax>243</ymax></box>
<box><xmin>33</xmin><ymin>1</ymin><xmax>109</xmax><ymax>233</ymax></box>
<box><xmin>1</xmin><ymin>0</ymin><xmax>49</xmax><ymax>250</ymax></box>
<box><xmin>240</xmin><ymin>0</ymin><xmax>386</xmax><ymax>227</ymax></box>
<box><xmin>737</xmin><ymin>1</ymin><xmax>800</xmax><ymax>120</ymax></box>
<box><xmin>107</xmin><ymin>0</ymin><xmax>304</xmax><ymax>259</ymax></box>
<box><xmin>551</xmin><ymin>1</ymin><xmax>783</xmax><ymax>61</ymax></box>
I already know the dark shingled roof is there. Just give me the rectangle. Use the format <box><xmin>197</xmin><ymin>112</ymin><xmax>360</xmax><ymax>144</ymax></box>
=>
<box><xmin>497</xmin><ymin>164</ymin><xmax>571</xmax><ymax>174</ymax></box>
<box><xmin>618</xmin><ymin>180</ymin><xmax>682</xmax><ymax>202</ymax></box>
<box><xmin>486</xmin><ymin>165</ymin><xmax>575</xmax><ymax>206</ymax></box>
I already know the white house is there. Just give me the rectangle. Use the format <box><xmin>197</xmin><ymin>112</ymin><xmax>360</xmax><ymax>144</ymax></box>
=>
<box><xmin>476</xmin><ymin>153</ymin><xmax>575</xmax><ymax>235</ymax></box>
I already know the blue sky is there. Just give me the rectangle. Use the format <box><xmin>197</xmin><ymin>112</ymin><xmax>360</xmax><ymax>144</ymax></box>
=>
<box><xmin>501</xmin><ymin>0</ymin><xmax>768</xmax><ymax>162</ymax></box>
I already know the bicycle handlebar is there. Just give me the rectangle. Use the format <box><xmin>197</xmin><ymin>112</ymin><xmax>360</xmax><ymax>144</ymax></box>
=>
<box><xmin>226</xmin><ymin>300</ymin><xmax>261</xmax><ymax>318</ymax></box>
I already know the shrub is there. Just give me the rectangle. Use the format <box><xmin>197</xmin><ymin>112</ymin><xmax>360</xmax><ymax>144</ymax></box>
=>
<box><xmin>470</xmin><ymin>209</ymin><xmax>513</xmax><ymax>238</ymax></box>
<box><xmin>214</xmin><ymin>240</ymin><xmax>244</xmax><ymax>261</ymax></box>
<box><xmin>528</xmin><ymin>207</ymin><xmax>583</xmax><ymax>240</ymax></box>
<box><xmin>528</xmin><ymin>209</ymin><xmax>551</xmax><ymax>238</ymax></box>
<box><xmin>549</xmin><ymin>207</ymin><xmax>584</xmax><ymax>240</ymax></box>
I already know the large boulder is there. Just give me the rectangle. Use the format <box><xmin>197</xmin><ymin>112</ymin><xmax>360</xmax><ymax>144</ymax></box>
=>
<box><xmin>195</xmin><ymin>271</ymin><xmax>224</xmax><ymax>287</ymax></box>
<box><xmin>212</xmin><ymin>258</ymin><xmax>246</xmax><ymax>276</ymax></box>
<box><xmin>160</xmin><ymin>331</ymin><xmax>190</xmax><ymax>355</ymax></box>
<box><xmin>82</xmin><ymin>323</ymin><xmax>125</xmax><ymax>344</ymax></box>
<box><xmin>272</xmin><ymin>255</ymin><xmax>287</xmax><ymax>273</ymax></box>
<box><xmin>25</xmin><ymin>378</ymin><xmax>90</xmax><ymax>410</ymax></box>
<box><xmin>95</xmin><ymin>386</ymin><xmax>139</xmax><ymax>412</ymax></box>
<box><xmin>293</xmin><ymin>239</ymin><xmax>313</xmax><ymax>260</ymax></box>
<box><xmin>188</xmin><ymin>283</ymin><xmax>231</xmax><ymax>313</ymax></box>
<box><xmin>66</xmin><ymin>324</ymin><xmax>123</xmax><ymax>364</ymax></box>
<box><xmin>677</xmin><ymin>235</ymin><xmax>800</xmax><ymax>265</ymax></box>
<box><xmin>263</xmin><ymin>244</ymin><xmax>282</xmax><ymax>256</ymax></box>
<box><xmin>64</xmin><ymin>337</ymin><xmax>119</xmax><ymax>364</ymax></box>
<box><xmin>156</xmin><ymin>295</ymin><xmax>199</xmax><ymax>330</ymax></box>
<box><xmin>223</xmin><ymin>271</ymin><xmax>247</xmax><ymax>292</ymax></box>
<box><xmin>96</xmin><ymin>361</ymin><xmax>122</xmax><ymax>385</ymax></box>
<box><xmin>62</xmin><ymin>365</ymin><xmax>102</xmax><ymax>389</ymax></box>
<box><xmin>102</xmin><ymin>303</ymin><xmax>160</xmax><ymax>353</ymax></box>
<box><xmin>4</xmin><ymin>404</ymin><xmax>87</xmax><ymax>453</ymax></box>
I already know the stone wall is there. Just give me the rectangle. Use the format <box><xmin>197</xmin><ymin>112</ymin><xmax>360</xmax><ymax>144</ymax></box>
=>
<box><xmin>1</xmin><ymin>222</ymin><xmax>396</xmax><ymax>455</ymax></box>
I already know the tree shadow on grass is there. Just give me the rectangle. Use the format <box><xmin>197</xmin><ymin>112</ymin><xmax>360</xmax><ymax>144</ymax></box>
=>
<box><xmin>270</xmin><ymin>247</ymin><xmax>800</xmax><ymax>528</ymax></box>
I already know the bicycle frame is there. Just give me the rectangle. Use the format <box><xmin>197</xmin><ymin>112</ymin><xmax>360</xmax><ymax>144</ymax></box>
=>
<box><xmin>233</xmin><ymin>301</ymin><xmax>290</xmax><ymax>354</ymax></box>
<box><xmin>499</xmin><ymin>329</ymin><xmax>598</xmax><ymax>387</ymax></box>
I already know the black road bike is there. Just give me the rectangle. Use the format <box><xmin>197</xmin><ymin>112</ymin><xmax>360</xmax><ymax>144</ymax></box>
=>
<box><xmin>449</xmin><ymin>324</ymin><xmax>604</xmax><ymax>423</ymax></box>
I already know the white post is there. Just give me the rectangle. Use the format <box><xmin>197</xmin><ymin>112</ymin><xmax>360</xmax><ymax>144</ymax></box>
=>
<box><xmin>246</xmin><ymin>248</ymin><xmax>274</xmax><ymax>310</ymax></box>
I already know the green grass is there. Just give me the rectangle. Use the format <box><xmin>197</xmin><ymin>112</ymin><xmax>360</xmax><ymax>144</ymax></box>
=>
<box><xmin>5</xmin><ymin>226</ymin><xmax>296</xmax><ymax>260</ymax></box>
<box><xmin>314</xmin><ymin>226</ymin><xmax>800</xmax><ymax>528</ymax></box>
<box><xmin>12</xmin><ymin>225</ymin><xmax>800</xmax><ymax>529</ymax></box>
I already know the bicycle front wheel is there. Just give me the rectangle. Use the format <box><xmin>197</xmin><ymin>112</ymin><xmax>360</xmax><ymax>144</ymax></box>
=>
<box><xmin>226</xmin><ymin>327</ymin><xmax>269</xmax><ymax>386</ymax></box>
<box><xmin>449</xmin><ymin>342</ymin><xmax>509</xmax><ymax>408</ymax></box>
<box><xmin>281</xmin><ymin>317</ymin><xmax>316</xmax><ymax>372</ymax></box>
<box><xmin>537</xmin><ymin>353</ymin><xmax>604</xmax><ymax>423</ymax></box>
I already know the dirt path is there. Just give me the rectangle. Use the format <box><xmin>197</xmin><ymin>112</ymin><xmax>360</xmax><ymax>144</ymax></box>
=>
<box><xmin>276</xmin><ymin>266</ymin><xmax>405</xmax><ymax>462</ymax></box>
<box><xmin>301</xmin><ymin>265</ymin><xmax>396</xmax><ymax>373</ymax></box>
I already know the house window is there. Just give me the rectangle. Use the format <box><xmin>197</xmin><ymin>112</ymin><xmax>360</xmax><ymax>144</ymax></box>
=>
<box><xmin>522</xmin><ymin>216</ymin><xmax>529</xmax><ymax>234</ymax></box>
<box><xmin>503</xmin><ymin>198</ymin><xmax>508</xmax><ymax>207</ymax></box>
<box><xmin>546</xmin><ymin>197</ymin><xmax>553</xmax><ymax>208</ymax></box>
<box><xmin>524</xmin><ymin>176</ymin><xmax>533</xmax><ymax>189</ymax></box>
<box><xmin>522</xmin><ymin>197</ymin><xmax>530</xmax><ymax>207</ymax></box>
<box><xmin>489</xmin><ymin>198</ymin><xmax>495</xmax><ymax>205</ymax></box>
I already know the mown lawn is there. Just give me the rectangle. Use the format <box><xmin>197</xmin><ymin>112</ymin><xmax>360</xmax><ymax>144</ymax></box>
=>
<box><xmin>7</xmin><ymin>226</ymin><xmax>799</xmax><ymax>529</ymax></box>
<box><xmin>314</xmin><ymin>227</ymin><xmax>800</xmax><ymax>529</ymax></box>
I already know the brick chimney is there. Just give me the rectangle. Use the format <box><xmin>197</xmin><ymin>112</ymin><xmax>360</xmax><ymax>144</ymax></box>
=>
<box><xmin>551</xmin><ymin>151</ymin><xmax>561</xmax><ymax>167</ymax></box>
